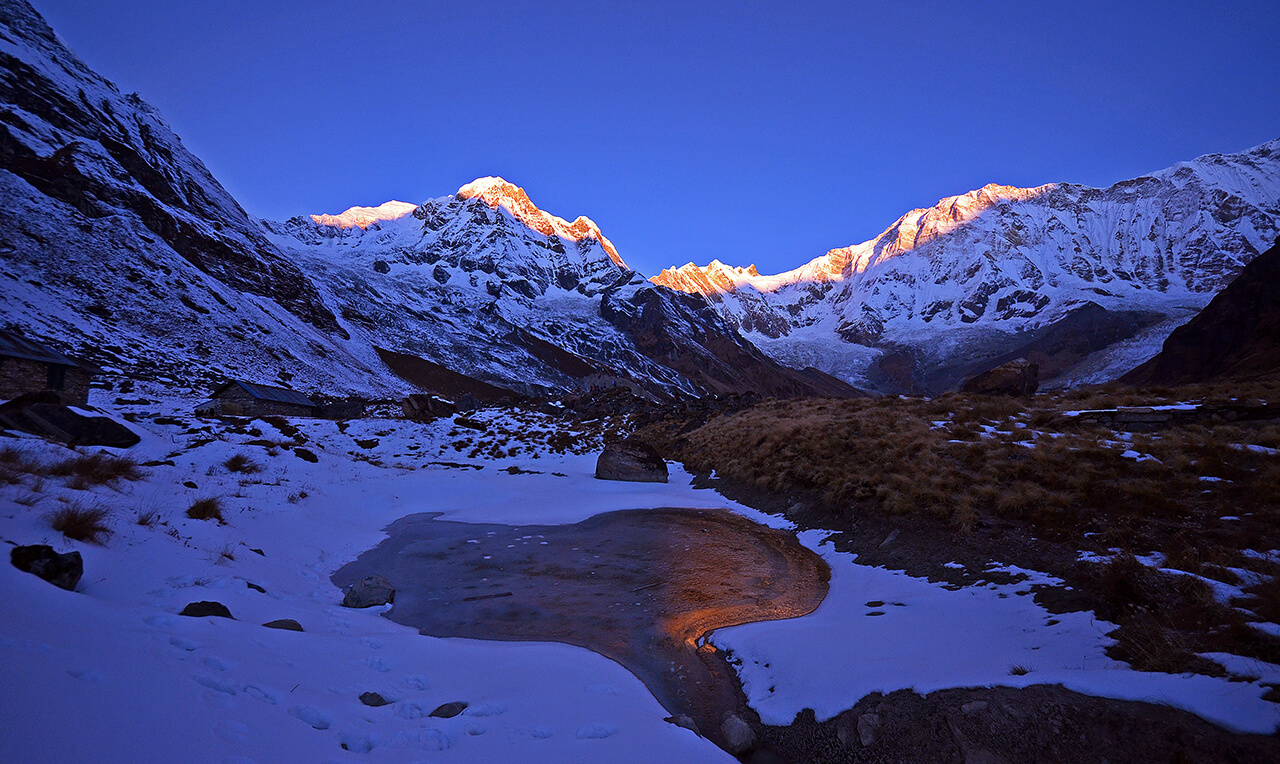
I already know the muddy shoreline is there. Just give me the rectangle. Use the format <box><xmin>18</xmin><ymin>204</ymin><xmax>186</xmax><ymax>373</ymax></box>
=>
<box><xmin>333</xmin><ymin>507</ymin><xmax>829</xmax><ymax>751</ymax></box>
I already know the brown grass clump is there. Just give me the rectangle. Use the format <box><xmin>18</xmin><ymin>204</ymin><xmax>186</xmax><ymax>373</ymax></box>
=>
<box><xmin>0</xmin><ymin>446</ymin><xmax>45</xmax><ymax>484</ymax></box>
<box><xmin>47</xmin><ymin>501</ymin><xmax>112</xmax><ymax>544</ymax></box>
<box><xmin>186</xmin><ymin>497</ymin><xmax>224</xmax><ymax>523</ymax></box>
<box><xmin>634</xmin><ymin>391</ymin><xmax>1280</xmax><ymax>545</ymax></box>
<box><xmin>223</xmin><ymin>453</ymin><xmax>261</xmax><ymax>474</ymax></box>
<box><xmin>48</xmin><ymin>453</ymin><xmax>143</xmax><ymax>488</ymax></box>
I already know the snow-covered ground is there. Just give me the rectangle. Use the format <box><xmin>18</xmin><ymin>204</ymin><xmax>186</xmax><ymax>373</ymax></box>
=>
<box><xmin>2</xmin><ymin>390</ymin><xmax>1278</xmax><ymax>762</ymax></box>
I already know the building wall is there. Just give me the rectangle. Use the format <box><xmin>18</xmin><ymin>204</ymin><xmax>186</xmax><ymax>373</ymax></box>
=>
<box><xmin>0</xmin><ymin>357</ymin><xmax>91</xmax><ymax>405</ymax></box>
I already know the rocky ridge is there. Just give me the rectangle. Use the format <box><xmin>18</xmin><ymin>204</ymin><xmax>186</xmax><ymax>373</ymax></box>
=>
<box><xmin>654</xmin><ymin>145</ymin><xmax>1280</xmax><ymax>392</ymax></box>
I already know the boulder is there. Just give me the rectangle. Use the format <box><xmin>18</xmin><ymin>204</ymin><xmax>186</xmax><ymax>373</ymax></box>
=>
<box><xmin>720</xmin><ymin>713</ymin><xmax>757</xmax><ymax>755</ymax></box>
<box><xmin>10</xmin><ymin>544</ymin><xmax>83</xmax><ymax>591</ymax></box>
<box><xmin>429</xmin><ymin>701</ymin><xmax>468</xmax><ymax>718</ymax></box>
<box><xmin>400</xmin><ymin>394</ymin><xmax>457</xmax><ymax>421</ymax></box>
<box><xmin>664</xmin><ymin>714</ymin><xmax>701</xmax><ymax>736</ymax></box>
<box><xmin>262</xmin><ymin>618</ymin><xmax>304</xmax><ymax>632</ymax></box>
<box><xmin>359</xmin><ymin>691</ymin><xmax>390</xmax><ymax>707</ymax></box>
<box><xmin>180</xmin><ymin>601</ymin><xmax>234</xmax><ymax>619</ymax></box>
<box><xmin>960</xmin><ymin>358</ymin><xmax>1039</xmax><ymax>396</ymax></box>
<box><xmin>0</xmin><ymin>402</ymin><xmax>140</xmax><ymax>447</ymax></box>
<box><xmin>342</xmin><ymin>574</ymin><xmax>395</xmax><ymax>608</ymax></box>
<box><xmin>595</xmin><ymin>438</ymin><xmax>668</xmax><ymax>483</ymax></box>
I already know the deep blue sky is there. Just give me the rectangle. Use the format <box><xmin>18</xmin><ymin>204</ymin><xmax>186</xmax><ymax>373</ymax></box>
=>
<box><xmin>32</xmin><ymin>0</ymin><xmax>1280</xmax><ymax>277</ymax></box>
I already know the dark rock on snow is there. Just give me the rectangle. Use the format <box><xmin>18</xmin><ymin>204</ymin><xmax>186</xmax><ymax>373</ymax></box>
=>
<box><xmin>342</xmin><ymin>574</ymin><xmax>395</xmax><ymax>608</ymax></box>
<box><xmin>960</xmin><ymin>358</ymin><xmax>1039</xmax><ymax>396</ymax></box>
<box><xmin>359</xmin><ymin>691</ymin><xmax>390</xmax><ymax>707</ymax></box>
<box><xmin>10</xmin><ymin>544</ymin><xmax>83</xmax><ymax>591</ymax></box>
<box><xmin>180</xmin><ymin>601</ymin><xmax>234</xmax><ymax>619</ymax></box>
<box><xmin>262</xmin><ymin>618</ymin><xmax>303</xmax><ymax>632</ymax></box>
<box><xmin>429</xmin><ymin>701</ymin><xmax>468</xmax><ymax>718</ymax></box>
<box><xmin>595</xmin><ymin>438</ymin><xmax>669</xmax><ymax>483</ymax></box>
<box><xmin>400</xmin><ymin>394</ymin><xmax>457</xmax><ymax>421</ymax></box>
<box><xmin>0</xmin><ymin>401</ymin><xmax>140</xmax><ymax>448</ymax></box>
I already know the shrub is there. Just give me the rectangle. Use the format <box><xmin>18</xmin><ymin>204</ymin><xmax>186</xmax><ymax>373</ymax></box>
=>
<box><xmin>48</xmin><ymin>453</ymin><xmax>143</xmax><ymax>487</ymax></box>
<box><xmin>186</xmin><ymin>497</ymin><xmax>224</xmax><ymax>523</ymax></box>
<box><xmin>47</xmin><ymin>502</ymin><xmax>112</xmax><ymax>544</ymax></box>
<box><xmin>223</xmin><ymin>453</ymin><xmax>261</xmax><ymax>474</ymax></box>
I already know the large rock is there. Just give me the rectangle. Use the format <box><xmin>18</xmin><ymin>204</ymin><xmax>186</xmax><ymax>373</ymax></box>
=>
<box><xmin>720</xmin><ymin>714</ymin><xmax>757</xmax><ymax>755</ymax></box>
<box><xmin>960</xmin><ymin>358</ymin><xmax>1039</xmax><ymax>396</ymax></box>
<box><xmin>10</xmin><ymin>544</ymin><xmax>82</xmax><ymax>591</ymax></box>
<box><xmin>595</xmin><ymin>439</ymin><xmax>669</xmax><ymax>483</ymax></box>
<box><xmin>342</xmin><ymin>574</ymin><xmax>396</xmax><ymax>608</ymax></box>
<box><xmin>0</xmin><ymin>402</ymin><xmax>140</xmax><ymax>447</ymax></box>
<box><xmin>400</xmin><ymin>394</ymin><xmax>457</xmax><ymax>421</ymax></box>
<box><xmin>180</xmin><ymin>601</ymin><xmax>234</xmax><ymax>619</ymax></box>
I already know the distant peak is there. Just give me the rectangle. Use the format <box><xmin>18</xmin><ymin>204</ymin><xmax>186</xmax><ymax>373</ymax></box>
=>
<box><xmin>311</xmin><ymin>201</ymin><xmax>418</xmax><ymax>229</ymax></box>
<box><xmin>456</xmin><ymin>177</ymin><xmax>625</xmax><ymax>268</ymax></box>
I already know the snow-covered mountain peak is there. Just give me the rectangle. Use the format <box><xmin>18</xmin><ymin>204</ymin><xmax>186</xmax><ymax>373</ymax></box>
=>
<box><xmin>309</xmin><ymin>200</ymin><xmax>418</xmax><ymax>229</ymax></box>
<box><xmin>457</xmin><ymin>176</ymin><xmax>625</xmax><ymax>268</ymax></box>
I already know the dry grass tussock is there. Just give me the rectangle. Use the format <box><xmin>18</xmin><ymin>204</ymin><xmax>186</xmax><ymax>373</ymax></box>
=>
<box><xmin>47</xmin><ymin>501</ymin><xmax>112</xmax><ymax>544</ymax></box>
<box><xmin>48</xmin><ymin>452</ymin><xmax>143</xmax><ymax>488</ymax></box>
<box><xmin>635</xmin><ymin>393</ymin><xmax>1280</xmax><ymax>542</ymax></box>
<box><xmin>186</xmin><ymin>497</ymin><xmax>224</xmax><ymax>523</ymax></box>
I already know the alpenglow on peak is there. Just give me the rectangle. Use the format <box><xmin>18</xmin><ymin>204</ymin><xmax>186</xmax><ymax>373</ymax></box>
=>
<box><xmin>457</xmin><ymin>177</ymin><xmax>625</xmax><ymax>268</ymax></box>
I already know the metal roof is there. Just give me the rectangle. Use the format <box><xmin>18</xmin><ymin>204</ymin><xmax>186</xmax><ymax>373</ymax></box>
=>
<box><xmin>213</xmin><ymin>380</ymin><xmax>317</xmax><ymax>407</ymax></box>
<box><xmin>0</xmin><ymin>331</ymin><xmax>77</xmax><ymax>366</ymax></box>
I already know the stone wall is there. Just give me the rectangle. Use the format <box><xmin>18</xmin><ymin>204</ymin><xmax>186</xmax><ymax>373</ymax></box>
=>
<box><xmin>0</xmin><ymin>357</ymin><xmax>91</xmax><ymax>405</ymax></box>
<box><xmin>1070</xmin><ymin>404</ymin><xmax>1277</xmax><ymax>432</ymax></box>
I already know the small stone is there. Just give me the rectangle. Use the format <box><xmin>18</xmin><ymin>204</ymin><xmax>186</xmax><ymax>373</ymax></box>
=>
<box><xmin>664</xmin><ymin>714</ymin><xmax>701</xmax><ymax>736</ymax></box>
<box><xmin>262</xmin><ymin>618</ymin><xmax>303</xmax><ymax>632</ymax></box>
<box><xmin>249</xmin><ymin>548</ymin><xmax>265</xmax><ymax>556</ymax></box>
<box><xmin>857</xmin><ymin>713</ymin><xmax>880</xmax><ymax>747</ymax></box>
<box><xmin>183</xmin><ymin>481</ymin><xmax>198</xmax><ymax>489</ymax></box>
<box><xmin>180</xmin><ymin>601</ymin><xmax>234</xmax><ymax>619</ymax></box>
<box><xmin>10</xmin><ymin>544</ymin><xmax>83</xmax><ymax>591</ymax></box>
<box><xmin>342</xmin><ymin>575</ymin><xmax>395</xmax><ymax>608</ymax></box>
<box><xmin>359</xmin><ymin>691</ymin><xmax>390</xmax><ymax>707</ymax></box>
<box><xmin>429</xmin><ymin>701</ymin><xmax>468</xmax><ymax>718</ymax></box>
<box><xmin>720</xmin><ymin>714</ymin><xmax>756</xmax><ymax>755</ymax></box>
<box><xmin>246</xmin><ymin>581</ymin><xmax>266</xmax><ymax>593</ymax></box>
<box><xmin>962</xmin><ymin>700</ymin><xmax>988</xmax><ymax>715</ymax></box>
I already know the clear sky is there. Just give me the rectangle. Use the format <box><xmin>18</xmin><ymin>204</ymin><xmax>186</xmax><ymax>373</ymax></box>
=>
<box><xmin>30</xmin><ymin>0</ymin><xmax>1280</xmax><ymax>278</ymax></box>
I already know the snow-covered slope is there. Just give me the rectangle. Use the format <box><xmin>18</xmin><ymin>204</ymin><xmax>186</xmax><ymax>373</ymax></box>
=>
<box><xmin>263</xmin><ymin>179</ymin><xmax>858</xmax><ymax>398</ymax></box>
<box><xmin>0</xmin><ymin>1</ymin><xmax>851</xmax><ymax>400</ymax></box>
<box><xmin>654</xmin><ymin>143</ymin><xmax>1280</xmax><ymax>391</ymax></box>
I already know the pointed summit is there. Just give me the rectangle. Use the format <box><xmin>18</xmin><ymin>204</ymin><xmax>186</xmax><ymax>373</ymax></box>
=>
<box><xmin>457</xmin><ymin>177</ymin><xmax>625</xmax><ymax>267</ymax></box>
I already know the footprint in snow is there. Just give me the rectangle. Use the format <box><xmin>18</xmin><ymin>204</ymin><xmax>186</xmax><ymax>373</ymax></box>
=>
<box><xmin>463</xmin><ymin>701</ymin><xmax>506</xmax><ymax>717</ymax></box>
<box><xmin>213</xmin><ymin>719</ymin><xmax>249</xmax><ymax>744</ymax></box>
<box><xmin>169</xmin><ymin>636</ymin><xmax>202</xmax><ymax>652</ymax></box>
<box><xmin>584</xmin><ymin>683</ymin><xmax>619</xmax><ymax>695</ymax></box>
<box><xmin>402</xmin><ymin>674</ymin><xmax>431</xmax><ymax>691</ymax></box>
<box><xmin>202</xmin><ymin>655</ymin><xmax>232</xmax><ymax>671</ymax></box>
<box><xmin>289</xmin><ymin>705</ymin><xmax>332</xmax><ymax>730</ymax></box>
<box><xmin>576</xmin><ymin>724</ymin><xmax>618</xmax><ymax>739</ymax></box>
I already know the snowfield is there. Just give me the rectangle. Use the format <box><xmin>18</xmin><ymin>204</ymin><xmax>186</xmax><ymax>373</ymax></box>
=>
<box><xmin>2</xmin><ymin>391</ymin><xmax>1278</xmax><ymax>762</ymax></box>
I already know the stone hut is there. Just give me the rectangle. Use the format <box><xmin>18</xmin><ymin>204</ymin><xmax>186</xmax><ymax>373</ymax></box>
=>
<box><xmin>196</xmin><ymin>380</ymin><xmax>317</xmax><ymax>418</ymax></box>
<box><xmin>0</xmin><ymin>331</ymin><xmax>93</xmax><ymax>405</ymax></box>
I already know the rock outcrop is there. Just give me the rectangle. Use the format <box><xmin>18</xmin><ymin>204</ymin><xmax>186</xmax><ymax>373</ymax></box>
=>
<box><xmin>1122</xmin><ymin>240</ymin><xmax>1280</xmax><ymax>385</ymax></box>
<box><xmin>10</xmin><ymin>544</ymin><xmax>82</xmax><ymax>591</ymax></box>
<box><xmin>595</xmin><ymin>439</ymin><xmax>669</xmax><ymax>483</ymax></box>
<box><xmin>960</xmin><ymin>358</ymin><xmax>1039</xmax><ymax>396</ymax></box>
<box><xmin>342</xmin><ymin>574</ymin><xmax>396</xmax><ymax>608</ymax></box>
